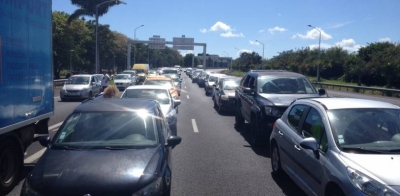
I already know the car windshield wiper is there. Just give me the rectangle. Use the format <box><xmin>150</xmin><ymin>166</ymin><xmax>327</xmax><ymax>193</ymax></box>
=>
<box><xmin>103</xmin><ymin>146</ymin><xmax>129</xmax><ymax>150</ymax></box>
<box><xmin>341</xmin><ymin>147</ymin><xmax>383</xmax><ymax>154</ymax></box>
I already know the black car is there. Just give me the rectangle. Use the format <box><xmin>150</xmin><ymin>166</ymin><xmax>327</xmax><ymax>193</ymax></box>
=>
<box><xmin>213</xmin><ymin>77</ymin><xmax>241</xmax><ymax>113</ymax></box>
<box><xmin>235</xmin><ymin>70</ymin><xmax>326</xmax><ymax>146</ymax></box>
<box><xmin>21</xmin><ymin>99</ymin><xmax>181</xmax><ymax>196</ymax></box>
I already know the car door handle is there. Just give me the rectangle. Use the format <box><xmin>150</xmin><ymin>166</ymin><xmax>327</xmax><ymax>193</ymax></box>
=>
<box><xmin>294</xmin><ymin>145</ymin><xmax>301</xmax><ymax>151</ymax></box>
<box><xmin>278</xmin><ymin>130</ymin><xmax>284</xmax><ymax>136</ymax></box>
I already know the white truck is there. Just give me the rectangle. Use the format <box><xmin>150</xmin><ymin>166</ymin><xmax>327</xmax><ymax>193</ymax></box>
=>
<box><xmin>0</xmin><ymin>0</ymin><xmax>53</xmax><ymax>193</ymax></box>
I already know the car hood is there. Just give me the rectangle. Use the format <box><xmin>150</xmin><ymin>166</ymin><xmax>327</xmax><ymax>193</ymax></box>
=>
<box><xmin>339</xmin><ymin>153</ymin><xmax>400</xmax><ymax>185</ymax></box>
<box><xmin>28</xmin><ymin>147</ymin><xmax>161</xmax><ymax>195</ymax></box>
<box><xmin>63</xmin><ymin>84</ymin><xmax>88</xmax><ymax>91</ymax></box>
<box><xmin>114</xmin><ymin>79</ymin><xmax>131</xmax><ymax>83</ymax></box>
<box><xmin>258</xmin><ymin>93</ymin><xmax>319</xmax><ymax>106</ymax></box>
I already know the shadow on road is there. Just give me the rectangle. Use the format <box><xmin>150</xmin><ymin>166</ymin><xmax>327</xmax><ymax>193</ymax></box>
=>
<box><xmin>234</xmin><ymin>123</ymin><xmax>270</xmax><ymax>158</ymax></box>
<box><xmin>271</xmin><ymin>172</ymin><xmax>307</xmax><ymax>196</ymax></box>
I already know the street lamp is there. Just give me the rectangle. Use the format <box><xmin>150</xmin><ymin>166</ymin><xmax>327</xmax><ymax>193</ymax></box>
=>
<box><xmin>255</xmin><ymin>40</ymin><xmax>264</xmax><ymax>69</ymax></box>
<box><xmin>307</xmin><ymin>24</ymin><xmax>321</xmax><ymax>82</ymax></box>
<box><xmin>133</xmin><ymin>24</ymin><xmax>144</xmax><ymax>65</ymax></box>
<box><xmin>95</xmin><ymin>0</ymin><xmax>126</xmax><ymax>74</ymax></box>
<box><xmin>69</xmin><ymin>50</ymin><xmax>74</xmax><ymax>74</ymax></box>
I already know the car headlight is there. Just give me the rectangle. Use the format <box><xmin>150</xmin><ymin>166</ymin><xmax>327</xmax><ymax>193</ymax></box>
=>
<box><xmin>132</xmin><ymin>178</ymin><xmax>162</xmax><ymax>196</ymax></box>
<box><xmin>22</xmin><ymin>180</ymin><xmax>42</xmax><ymax>196</ymax></box>
<box><xmin>264</xmin><ymin>106</ymin><xmax>282</xmax><ymax>117</ymax></box>
<box><xmin>221</xmin><ymin>95</ymin><xmax>229</xmax><ymax>100</ymax></box>
<box><xmin>347</xmin><ymin>167</ymin><xmax>400</xmax><ymax>196</ymax></box>
<box><xmin>62</xmin><ymin>85</ymin><xmax>66</xmax><ymax>91</ymax></box>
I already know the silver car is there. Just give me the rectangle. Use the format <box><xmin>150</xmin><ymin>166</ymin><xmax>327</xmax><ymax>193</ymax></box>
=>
<box><xmin>270</xmin><ymin>98</ymin><xmax>400</xmax><ymax>196</ymax></box>
<box><xmin>114</xmin><ymin>74</ymin><xmax>133</xmax><ymax>90</ymax></box>
<box><xmin>60</xmin><ymin>74</ymin><xmax>101</xmax><ymax>101</ymax></box>
<box><xmin>120</xmin><ymin>85</ymin><xmax>181</xmax><ymax>136</ymax></box>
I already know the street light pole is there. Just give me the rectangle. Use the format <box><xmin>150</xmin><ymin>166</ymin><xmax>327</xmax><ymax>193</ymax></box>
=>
<box><xmin>256</xmin><ymin>40</ymin><xmax>264</xmax><ymax>69</ymax></box>
<box><xmin>95</xmin><ymin>0</ymin><xmax>126</xmax><ymax>74</ymax></box>
<box><xmin>133</xmin><ymin>24</ymin><xmax>144</xmax><ymax>65</ymax></box>
<box><xmin>307</xmin><ymin>24</ymin><xmax>321</xmax><ymax>82</ymax></box>
<box><xmin>69</xmin><ymin>50</ymin><xmax>73</xmax><ymax>74</ymax></box>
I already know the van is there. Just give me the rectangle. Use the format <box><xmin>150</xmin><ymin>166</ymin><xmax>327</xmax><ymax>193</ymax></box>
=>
<box><xmin>132</xmin><ymin>64</ymin><xmax>150</xmax><ymax>83</ymax></box>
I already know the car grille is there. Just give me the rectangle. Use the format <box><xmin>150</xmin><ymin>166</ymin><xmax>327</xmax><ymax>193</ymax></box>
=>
<box><xmin>67</xmin><ymin>90</ymin><xmax>80</xmax><ymax>93</ymax></box>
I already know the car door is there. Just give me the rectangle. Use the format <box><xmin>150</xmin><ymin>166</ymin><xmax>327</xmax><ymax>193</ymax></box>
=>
<box><xmin>290</xmin><ymin>107</ymin><xmax>327</xmax><ymax>195</ymax></box>
<box><xmin>242</xmin><ymin>76</ymin><xmax>256</xmax><ymax>120</ymax></box>
<box><xmin>215</xmin><ymin>80</ymin><xmax>223</xmax><ymax>105</ymax></box>
<box><xmin>276</xmin><ymin>104</ymin><xmax>308</xmax><ymax>177</ymax></box>
<box><xmin>91</xmin><ymin>76</ymin><xmax>100</xmax><ymax>94</ymax></box>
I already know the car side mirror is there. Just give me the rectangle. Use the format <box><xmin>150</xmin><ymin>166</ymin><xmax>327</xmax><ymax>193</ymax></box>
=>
<box><xmin>300</xmin><ymin>137</ymin><xmax>319</xmax><ymax>158</ymax></box>
<box><xmin>318</xmin><ymin>88</ymin><xmax>326</xmax><ymax>96</ymax></box>
<box><xmin>38</xmin><ymin>136</ymin><xmax>51</xmax><ymax>147</ymax></box>
<box><xmin>166</xmin><ymin>135</ymin><xmax>182</xmax><ymax>148</ymax></box>
<box><xmin>173</xmin><ymin>99</ymin><xmax>181</xmax><ymax>107</ymax></box>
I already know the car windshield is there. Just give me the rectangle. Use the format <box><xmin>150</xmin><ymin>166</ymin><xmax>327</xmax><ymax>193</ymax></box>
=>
<box><xmin>208</xmin><ymin>76</ymin><xmax>218</xmax><ymax>82</ymax></box>
<box><xmin>223</xmin><ymin>80</ymin><xmax>240</xmax><ymax>90</ymax></box>
<box><xmin>162</xmin><ymin>69</ymin><xmax>178</xmax><ymax>74</ymax></box>
<box><xmin>328</xmin><ymin>108</ymin><xmax>400</xmax><ymax>152</ymax></box>
<box><xmin>115</xmin><ymin>75</ymin><xmax>130</xmax><ymax>80</ymax></box>
<box><xmin>66</xmin><ymin>76</ymin><xmax>90</xmax><ymax>85</ymax></box>
<box><xmin>144</xmin><ymin>80</ymin><xmax>173</xmax><ymax>89</ymax></box>
<box><xmin>257</xmin><ymin>77</ymin><xmax>316</xmax><ymax>94</ymax></box>
<box><xmin>52</xmin><ymin>111</ymin><xmax>158</xmax><ymax>149</ymax></box>
<box><xmin>121</xmin><ymin>89</ymin><xmax>170</xmax><ymax>104</ymax></box>
<box><xmin>134</xmin><ymin>69</ymin><xmax>145</xmax><ymax>74</ymax></box>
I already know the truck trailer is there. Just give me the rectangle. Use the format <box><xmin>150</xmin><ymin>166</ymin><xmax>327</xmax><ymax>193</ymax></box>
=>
<box><xmin>0</xmin><ymin>0</ymin><xmax>53</xmax><ymax>193</ymax></box>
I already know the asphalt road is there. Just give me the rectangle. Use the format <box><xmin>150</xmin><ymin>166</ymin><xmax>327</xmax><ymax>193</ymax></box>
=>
<box><xmin>6</xmin><ymin>71</ymin><xmax>400</xmax><ymax>195</ymax></box>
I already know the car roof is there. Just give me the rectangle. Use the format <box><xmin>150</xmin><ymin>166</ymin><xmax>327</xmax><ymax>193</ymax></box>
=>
<box><xmin>71</xmin><ymin>74</ymin><xmax>92</xmax><ymax>77</ymax></box>
<box><xmin>75</xmin><ymin>98</ymin><xmax>158</xmax><ymax>113</ymax></box>
<box><xmin>146</xmin><ymin>76</ymin><xmax>172</xmax><ymax>81</ymax></box>
<box><xmin>248</xmin><ymin>70</ymin><xmax>305</xmax><ymax>78</ymax></box>
<box><xmin>303</xmin><ymin>98</ymin><xmax>400</xmax><ymax>110</ymax></box>
<box><xmin>125</xmin><ymin>85</ymin><xmax>170</xmax><ymax>90</ymax></box>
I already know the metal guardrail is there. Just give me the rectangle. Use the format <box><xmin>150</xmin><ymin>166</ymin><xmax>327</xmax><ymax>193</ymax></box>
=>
<box><xmin>314</xmin><ymin>82</ymin><xmax>400</xmax><ymax>98</ymax></box>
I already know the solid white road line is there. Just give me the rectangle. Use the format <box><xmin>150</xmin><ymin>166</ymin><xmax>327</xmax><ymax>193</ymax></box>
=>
<box><xmin>24</xmin><ymin>148</ymin><xmax>46</xmax><ymax>163</ymax></box>
<box><xmin>191</xmin><ymin>119</ymin><xmax>199</xmax><ymax>133</ymax></box>
<box><xmin>54</xmin><ymin>96</ymin><xmax>60</xmax><ymax>99</ymax></box>
<box><xmin>185</xmin><ymin>86</ymin><xmax>186</xmax><ymax>89</ymax></box>
<box><xmin>187</xmin><ymin>95</ymin><xmax>190</xmax><ymax>99</ymax></box>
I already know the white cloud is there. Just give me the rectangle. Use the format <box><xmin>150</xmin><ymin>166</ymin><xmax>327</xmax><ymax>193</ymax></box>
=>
<box><xmin>258</xmin><ymin>29</ymin><xmax>265</xmax><ymax>33</ymax></box>
<box><xmin>335</xmin><ymin>39</ymin><xmax>362</xmax><ymax>52</ymax></box>
<box><xmin>292</xmin><ymin>28</ymin><xmax>332</xmax><ymax>40</ymax></box>
<box><xmin>379</xmin><ymin>37</ymin><xmax>391</xmax><ymax>42</ymax></box>
<box><xmin>200</xmin><ymin>28</ymin><xmax>207</xmax><ymax>33</ymax></box>
<box><xmin>210</xmin><ymin>21</ymin><xmax>232</xmax><ymax>32</ymax></box>
<box><xmin>201</xmin><ymin>21</ymin><xmax>245</xmax><ymax>38</ymax></box>
<box><xmin>328</xmin><ymin>21</ymin><xmax>353</xmax><ymax>29</ymax></box>
<box><xmin>220</xmin><ymin>31</ymin><xmax>244</xmax><ymax>38</ymax></box>
<box><xmin>249</xmin><ymin>40</ymin><xmax>260</xmax><ymax>46</ymax></box>
<box><xmin>236</xmin><ymin>49</ymin><xmax>252</xmax><ymax>57</ymax></box>
<box><xmin>268</xmin><ymin>26</ymin><xmax>287</xmax><ymax>34</ymax></box>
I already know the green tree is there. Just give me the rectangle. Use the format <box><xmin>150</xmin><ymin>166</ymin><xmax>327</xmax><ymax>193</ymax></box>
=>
<box><xmin>183</xmin><ymin>54</ymin><xmax>199</xmax><ymax>67</ymax></box>
<box><xmin>67</xmin><ymin>0</ymin><xmax>125</xmax><ymax>23</ymax></box>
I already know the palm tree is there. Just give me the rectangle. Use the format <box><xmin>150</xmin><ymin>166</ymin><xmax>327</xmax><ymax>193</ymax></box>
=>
<box><xmin>67</xmin><ymin>0</ymin><xmax>124</xmax><ymax>24</ymax></box>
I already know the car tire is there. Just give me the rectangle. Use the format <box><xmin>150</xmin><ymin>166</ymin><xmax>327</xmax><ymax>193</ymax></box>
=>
<box><xmin>250</xmin><ymin>116</ymin><xmax>262</xmax><ymax>146</ymax></box>
<box><xmin>61</xmin><ymin>98</ymin><xmax>66</xmax><ymax>102</ymax></box>
<box><xmin>271</xmin><ymin>143</ymin><xmax>283</xmax><ymax>175</ymax></box>
<box><xmin>0</xmin><ymin>139</ymin><xmax>23</xmax><ymax>194</ymax></box>
<box><xmin>235</xmin><ymin>106</ymin><xmax>245</xmax><ymax>127</ymax></box>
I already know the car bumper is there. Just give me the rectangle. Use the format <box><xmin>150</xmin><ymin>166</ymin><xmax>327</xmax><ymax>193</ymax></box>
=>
<box><xmin>166</xmin><ymin>117</ymin><xmax>177</xmax><ymax>136</ymax></box>
<box><xmin>219</xmin><ymin>98</ymin><xmax>235</xmax><ymax>110</ymax></box>
<box><xmin>115</xmin><ymin>83</ymin><xmax>131</xmax><ymax>90</ymax></box>
<box><xmin>60</xmin><ymin>90</ymin><xmax>91</xmax><ymax>99</ymax></box>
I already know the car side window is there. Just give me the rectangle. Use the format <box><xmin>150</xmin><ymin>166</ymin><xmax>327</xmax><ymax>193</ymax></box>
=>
<box><xmin>242</xmin><ymin>75</ymin><xmax>250</xmax><ymax>88</ymax></box>
<box><xmin>302</xmin><ymin>108</ymin><xmax>328</xmax><ymax>152</ymax></box>
<box><xmin>287</xmin><ymin>105</ymin><xmax>308</xmax><ymax>133</ymax></box>
<box><xmin>249</xmin><ymin>76</ymin><xmax>255</xmax><ymax>89</ymax></box>
<box><xmin>156</xmin><ymin>106</ymin><xmax>168</xmax><ymax>142</ymax></box>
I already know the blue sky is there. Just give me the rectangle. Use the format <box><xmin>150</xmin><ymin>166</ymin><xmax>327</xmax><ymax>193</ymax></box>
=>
<box><xmin>53</xmin><ymin>0</ymin><xmax>400</xmax><ymax>59</ymax></box>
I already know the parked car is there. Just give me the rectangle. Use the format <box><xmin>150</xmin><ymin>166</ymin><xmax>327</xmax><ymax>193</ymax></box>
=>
<box><xmin>113</xmin><ymin>74</ymin><xmax>133</xmax><ymax>90</ymax></box>
<box><xmin>270</xmin><ymin>97</ymin><xmax>400</xmax><ymax>196</ymax></box>
<box><xmin>160</xmin><ymin>68</ymin><xmax>181</xmax><ymax>78</ymax></box>
<box><xmin>60</xmin><ymin>74</ymin><xmax>101</xmax><ymax>101</ymax></box>
<box><xmin>143</xmin><ymin>76</ymin><xmax>180</xmax><ymax>99</ymax></box>
<box><xmin>235</xmin><ymin>70</ymin><xmax>326</xmax><ymax>145</ymax></box>
<box><xmin>213</xmin><ymin>77</ymin><xmax>241</xmax><ymax>113</ymax></box>
<box><xmin>21</xmin><ymin>99</ymin><xmax>181</xmax><ymax>196</ymax></box>
<box><xmin>191</xmin><ymin>70</ymin><xmax>204</xmax><ymax>83</ymax></box>
<box><xmin>121</xmin><ymin>85</ymin><xmax>181</xmax><ymax>136</ymax></box>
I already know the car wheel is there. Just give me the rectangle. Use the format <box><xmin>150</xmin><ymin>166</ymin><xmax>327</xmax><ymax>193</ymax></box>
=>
<box><xmin>271</xmin><ymin>143</ymin><xmax>283</xmax><ymax>174</ymax></box>
<box><xmin>61</xmin><ymin>98</ymin><xmax>66</xmax><ymax>102</ymax></box>
<box><xmin>0</xmin><ymin>139</ymin><xmax>23</xmax><ymax>194</ymax></box>
<box><xmin>250</xmin><ymin>116</ymin><xmax>262</xmax><ymax>146</ymax></box>
<box><xmin>89</xmin><ymin>91</ymin><xmax>93</xmax><ymax>98</ymax></box>
<box><xmin>326</xmin><ymin>184</ymin><xmax>345</xmax><ymax>196</ymax></box>
<box><xmin>235</xmin><ymin>106</ymin><xmax>245</xmax><ymax>127</ymax></box>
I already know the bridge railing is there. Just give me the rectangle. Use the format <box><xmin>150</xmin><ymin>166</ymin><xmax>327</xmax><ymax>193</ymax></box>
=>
<box><xmin>314</xmin><ymin>82</ymin><xmax>400</xmax><ymax>98</ymax></box>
